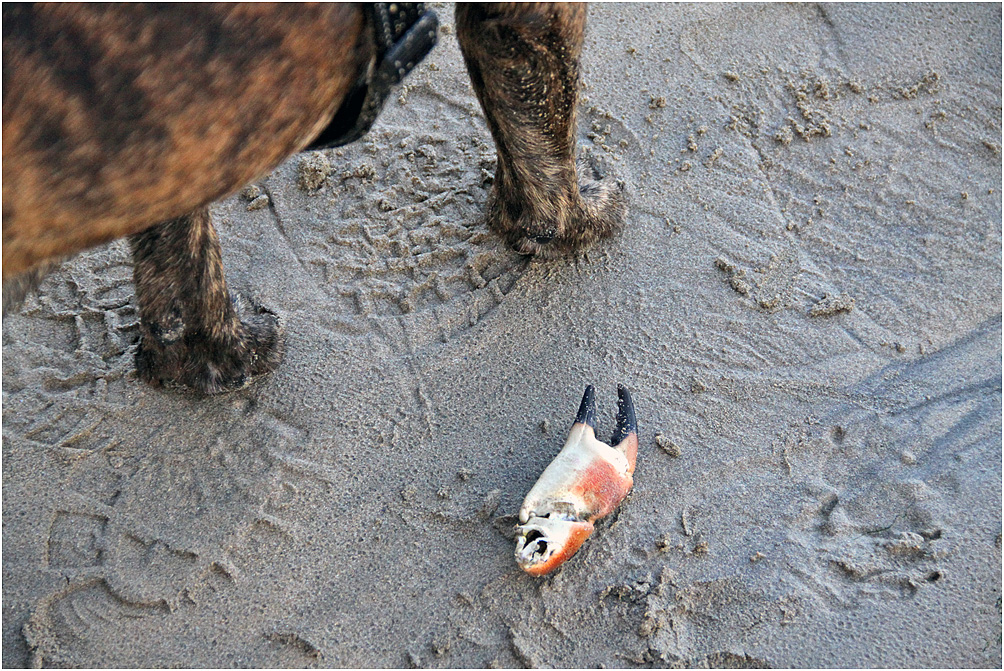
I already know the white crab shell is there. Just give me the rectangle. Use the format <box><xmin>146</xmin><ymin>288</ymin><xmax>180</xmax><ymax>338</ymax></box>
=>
<box><xmin>515</xmin><ymin>387</ymin><xmax>637</xmax><ymax>576</ymax></box>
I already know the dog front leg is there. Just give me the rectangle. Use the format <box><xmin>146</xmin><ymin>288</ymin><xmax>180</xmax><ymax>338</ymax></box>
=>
<box><xmin>128</xmin><ymin>208</ymin><xmax>282</xmax><ymax>394</ymax></box>
<box><xmin>456</xmin><ymin>2</ymin><xmax>626</xmax><ymax>257</ymax></box>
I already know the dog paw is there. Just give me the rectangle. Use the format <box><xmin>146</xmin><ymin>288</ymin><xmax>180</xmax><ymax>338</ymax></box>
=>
<box><xmin>135</xmin><ymin>299</ymin><xmax>284</xmax><ymax>395</ymax></box>
<box><xmin>491</xmin><ymin>153</ymin><xmax>627</xmax><ymax>258</ymax></box>
<box><xmin>573</xmin><ymin>153</ymin><xmax>627</xmax><ymax>238</ymax></box>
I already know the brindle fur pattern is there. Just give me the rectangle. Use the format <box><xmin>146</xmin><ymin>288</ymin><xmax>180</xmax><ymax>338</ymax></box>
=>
<box><xmin>4</xmin><ymin>3</ymin><xmax>369</xmax><ymax>393</ymax></box>
<box><xmin>3</xmin><ymin>4</ymin><xmax>371</xmax><ymax>276</ymax></box>
<box><xmin>3</xmin><ymin>3</ymin><xmax>626</xmax><ymax>394</ymax></box>
<box><xmin>129</xmin><ymin>208</ymin><xmax>283</xmax><ymax>393</ymax></box>
<box><xmin>457</xmin><ymin>3</ymin><xmax>625</xmax><ymax>257</ymax></box>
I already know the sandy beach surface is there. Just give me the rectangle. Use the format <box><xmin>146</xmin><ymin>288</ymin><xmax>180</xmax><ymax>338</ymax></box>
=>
<box><xmin>3</xmin><ymin>3</ymin><xmax>1001</xmax><ymax>667</ymax></box>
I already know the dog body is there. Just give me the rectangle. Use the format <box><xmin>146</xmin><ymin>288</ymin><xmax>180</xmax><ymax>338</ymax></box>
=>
<box><xmin>3</xmin><ymin>2</ymin><xmax>625</xmax><ymax>393</ymax></box>
<box><xmin>3</xmin><ymin>3</ymin><xmax>370</xmax><ymax>277</ymax></box>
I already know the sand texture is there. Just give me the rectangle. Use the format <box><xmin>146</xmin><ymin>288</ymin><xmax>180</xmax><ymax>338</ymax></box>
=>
<box><xmin>3</xmin><ymin>3</ymin><xmax>1001</xmax><ymax>668</ymax></box>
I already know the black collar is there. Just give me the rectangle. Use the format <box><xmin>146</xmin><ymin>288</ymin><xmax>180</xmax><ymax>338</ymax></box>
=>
<box><xmin>308</xmin><ymin>3</ymin><xmax>439</xmax><ymax>150</ymax></box>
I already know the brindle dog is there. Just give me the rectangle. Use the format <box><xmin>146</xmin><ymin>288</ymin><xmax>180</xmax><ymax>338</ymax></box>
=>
<box><xmin>3</xmin><ymin>3</ymin><xmax>625</xmax><ymax>393</ymax></box>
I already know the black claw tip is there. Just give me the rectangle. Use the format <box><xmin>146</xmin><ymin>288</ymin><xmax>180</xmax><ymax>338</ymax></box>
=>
<box><xmin>574</xmin><ymin>385</ymin><xmax>596</xmax><ymax>429</ymax></box>
<box><xmin>611</xmin><ymin>384</ymin><xmax>637</xmax><ymax>445</ymax></box>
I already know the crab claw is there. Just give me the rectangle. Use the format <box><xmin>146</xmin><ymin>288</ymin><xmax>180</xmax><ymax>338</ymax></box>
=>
<box><xmin>515</xmin><ymin>385</ymin><xmax>638</xmax><ymax>576</ymax></box>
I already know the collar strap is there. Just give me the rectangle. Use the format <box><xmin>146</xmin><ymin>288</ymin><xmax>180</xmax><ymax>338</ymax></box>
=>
<box><xmin>308</xmin><ymin>3</ymin><xmax>439</xmax><ymax>150</ymax></box>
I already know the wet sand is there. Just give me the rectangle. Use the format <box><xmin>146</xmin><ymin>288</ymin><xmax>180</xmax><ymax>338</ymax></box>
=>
<box><xmin>3</xmin><ymin>3</ymin><xmax>1001</xmax><ymax>667</ymax></box>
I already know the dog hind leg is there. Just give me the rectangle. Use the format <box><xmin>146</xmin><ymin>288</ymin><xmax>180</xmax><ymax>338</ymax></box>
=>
<box><xmin>456</xmin><ymin>2</ymin><xmax>626</xmax><ymax>257</ymax></box>
<box><xmin>128</xmin><ymin>208</ymin><xmax>283</xmax><ymax>394</ymax></box>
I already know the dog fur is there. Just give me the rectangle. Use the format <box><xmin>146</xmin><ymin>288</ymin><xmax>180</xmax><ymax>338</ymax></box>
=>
<box><xmin>3</xmin><ymin>2</ymin><xmax>625</xmax><ymax>393</ymax></box>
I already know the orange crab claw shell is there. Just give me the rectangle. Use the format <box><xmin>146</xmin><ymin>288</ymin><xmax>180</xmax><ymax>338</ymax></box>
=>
<box><xmin>614</xmin><ymin>431</ymin><xmax>638</xmax><ymax>475</ymax></box>
<box><xmin>514</xmin><ymin>385</ymin><xmax>640</xmax><ymax>576</ymax></box>
<box><xmin>515</xmin><ymin>516</ymin><xmax>595</xmax><ymax>576</ymax></box>
<box><xmin>517</xmin><ymin>419</ymin><xmax>633</xmax><ymax>525</ymax></box>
